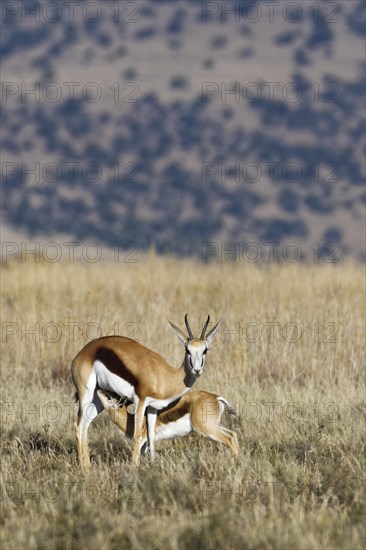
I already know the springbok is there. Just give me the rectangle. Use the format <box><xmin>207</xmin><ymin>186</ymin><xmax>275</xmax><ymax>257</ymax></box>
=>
<box><xmin>97</xmin><ymin>388</ymin><xmax>239</xmax><ymax>455</ymax></box>
<box><xmin>71</xmin><ymin>315</ymin><xmax>221</xmax><ymax>468</ymax></box>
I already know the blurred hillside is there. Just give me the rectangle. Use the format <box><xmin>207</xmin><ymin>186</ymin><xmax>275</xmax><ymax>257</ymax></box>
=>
<box><xmin>1</xmin><ymin>0</ymin><xmax>365</xmax><ymax>259</ymax></box>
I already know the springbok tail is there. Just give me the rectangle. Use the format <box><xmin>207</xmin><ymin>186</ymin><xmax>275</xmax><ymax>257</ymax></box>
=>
<box><xmin>218</xmin><ymin>396</ymin><xmax>242</xmax><ymax>430</ymax></box>
<box><xmin>218</xmin><ymin>397</ymin><xmax>237</xmax><ymax>418</ymax></box>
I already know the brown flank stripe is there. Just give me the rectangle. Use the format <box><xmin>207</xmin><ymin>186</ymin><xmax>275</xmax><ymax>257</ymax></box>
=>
<box><xmin>94</xmin><ymin>347</ymin><xmax>139</xmax><ymax>386</ymax></box>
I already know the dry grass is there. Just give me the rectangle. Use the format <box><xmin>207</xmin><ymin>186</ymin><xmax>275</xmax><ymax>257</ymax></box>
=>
<box><xmin>1</xmin><ymin>254</ymin><xmax>365</xmax><ymax>549</ymax></box>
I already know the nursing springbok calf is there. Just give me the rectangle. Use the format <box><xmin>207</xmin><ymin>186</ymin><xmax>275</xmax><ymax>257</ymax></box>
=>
<box><xmin>97</xmin><ymin>388</ymin><xmax>239</xmax><ymax>455</ymax></box>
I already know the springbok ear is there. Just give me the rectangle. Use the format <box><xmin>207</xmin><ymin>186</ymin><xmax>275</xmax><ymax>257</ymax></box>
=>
<box><xmin>168</xmin><ymin>321</ymin><xmax>187</xmax><ymax>345</ymax></box>
<box><xmin>205</xmin><ymin>319</ymin><xmax>221</xmax><ymax>346</ymax></box>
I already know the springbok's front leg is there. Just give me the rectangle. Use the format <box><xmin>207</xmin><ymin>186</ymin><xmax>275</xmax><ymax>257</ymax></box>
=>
<box><xmin>131</xmin><ymin>399</ymin><xmax>146</xmax><ymax>469</ymax></box>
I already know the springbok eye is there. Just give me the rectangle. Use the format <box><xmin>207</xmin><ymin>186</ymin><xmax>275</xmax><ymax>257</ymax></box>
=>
<box><xmin>203</xmin><ymin>348</ymin><xmax>208</xmax><ymax>355</ymax></box>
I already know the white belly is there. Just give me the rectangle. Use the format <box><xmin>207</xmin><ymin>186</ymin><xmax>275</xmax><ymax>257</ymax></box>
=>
<box><xmin>93</xmin><ymin>360</ymin><xmax>135</xmax><ymax>400</ymax></box>
<box><xmin>155</xmin><ymin>414</ymin><xmax>192</xmax><ymax>441</ymax></box>
<box><xmin>145</xmin><ymin>388</ymin><xmax>190</xmax><ymax>410</ymax></box>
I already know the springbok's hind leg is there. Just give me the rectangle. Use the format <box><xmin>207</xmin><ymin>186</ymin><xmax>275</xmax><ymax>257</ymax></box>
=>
<box><xmin>146</xmin><ymin>407</ymin><xmax>158</xmax><ymax>460</ymax></box>
<box><xmin>203</xmin><ymin>425</ymin><xmax>239</xmax><ymax>455</ymax></box>
<box><xmin>75</xmin><ymin>377</ymin><xmax>104</xmax><ymax>469</ymax></box>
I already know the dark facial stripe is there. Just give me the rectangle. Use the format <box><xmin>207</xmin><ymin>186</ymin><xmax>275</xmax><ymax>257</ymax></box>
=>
<box><xmin>95</xmin><ymin>347</ymin><xmax>139</xmax><ymax>387</ymax></box>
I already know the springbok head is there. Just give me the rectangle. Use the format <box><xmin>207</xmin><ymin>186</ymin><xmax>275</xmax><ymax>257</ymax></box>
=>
<box><xmin>168</xmin><ymin>314</ymin><xmax>221</xmax><ymax>377</ymax></box>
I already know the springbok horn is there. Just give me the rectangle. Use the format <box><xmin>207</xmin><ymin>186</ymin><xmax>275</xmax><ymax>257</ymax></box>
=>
<box><xmin>185</xmin><ymin>313</ymin><xmax>193</xmax><ymax>340</ymax></box>
<box><xmin>200</xmin><ymin>315</ymin><xmax>210</xmax><ymax>339</ymax></box>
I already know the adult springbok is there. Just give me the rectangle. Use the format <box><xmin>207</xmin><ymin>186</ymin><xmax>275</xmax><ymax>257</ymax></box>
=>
<box><xmin>97</xmin><ymin>388</ymin><xmax>239</xmax><ymax>455</ymax></box>
<box><xmin>71</xmin><ymin>315</ymin><xmax>221</xmax><ymax>468</ymax></box>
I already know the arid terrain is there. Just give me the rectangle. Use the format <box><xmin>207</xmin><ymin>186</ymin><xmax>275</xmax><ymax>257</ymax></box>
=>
<box><xmin>1</xmin><ymin>255</ymin><xmax>365</xmax><ymax>549</ymax></box>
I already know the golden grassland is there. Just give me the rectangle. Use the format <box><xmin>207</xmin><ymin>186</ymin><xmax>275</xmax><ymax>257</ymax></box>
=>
<box><xmin>1</xmin><ymin>254</ymin><xmax>365</xmax><ymax>550</ymax></box>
